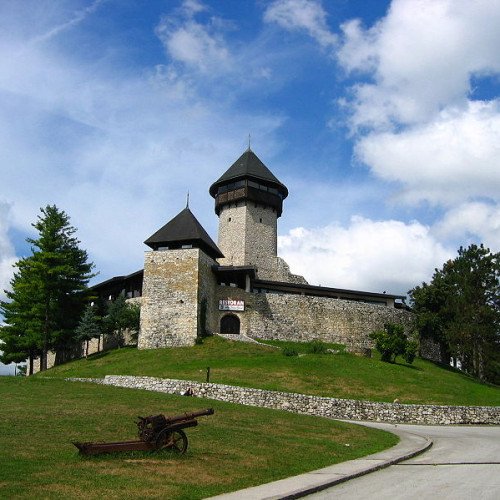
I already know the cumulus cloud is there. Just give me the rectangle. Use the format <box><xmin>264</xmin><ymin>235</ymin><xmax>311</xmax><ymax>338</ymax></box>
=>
<box><xmin>338</xmin><ymin>0</ymin><xmax>500</xmax><ymax>130</ymax></box>
<box><xmin>279</xmin><ymin>216</ymin><xmax>452</xmax><ymax>295</ymax></box>
<box><xmin>434</xmin><ymin>201</ymin><xmax>500</xmax><ymax>250</ymax></box>
<box><xmin>355</xmin><ymin>100</ymin><xmax>500</xmax><ymax>205</ymax></box>
<box><xmin>333</xmin><ymin>0</ymin><xmax>500</xmax><ymax>254</ymax></box>
<box><xmin>264</xmin><ymin>0</ymin><xmax>337</xmax><ymax>50</ymax></box>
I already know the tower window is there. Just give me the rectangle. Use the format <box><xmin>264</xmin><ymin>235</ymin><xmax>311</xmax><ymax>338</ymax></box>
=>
<box><xmin>228</xmin><ymin>217</ymin><xmax>231</xmax><ymax>222</ymax></box>
<box><xmin>259</xmin><ymin>218</ymin><xmax>263</xmax><ymax>223</ymax></box>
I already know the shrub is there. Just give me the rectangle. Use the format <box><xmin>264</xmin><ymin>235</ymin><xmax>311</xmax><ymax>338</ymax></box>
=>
<box><xmin>282</xmin><ymin>347</ymin><xmax>299</xmax><ymax>357</ymax></box>
<box><xmin>404</xmin><ymin>340</ymin><xmax>419</xmax><ymax>364</ymax></box>
<box><xmin>370</xmin><ymin>323</ymin><xmax>418</xmax><ymax>364</ymax></box>
<box><xmin>306</xmin><ymin>340</ymin><xmax>329</xmax><ymax>354</ymax></box>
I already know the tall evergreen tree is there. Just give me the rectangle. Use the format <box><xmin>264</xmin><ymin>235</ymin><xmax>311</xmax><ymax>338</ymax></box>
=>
<box><xmin>410</xmin><ymin>244</ymin><xmax>499</xmax><ymax>383</ymax></box>
<box><xmin>0</xmin><ymin>205</ymin><xmax>95</xmax><ymax>372</ymax></box>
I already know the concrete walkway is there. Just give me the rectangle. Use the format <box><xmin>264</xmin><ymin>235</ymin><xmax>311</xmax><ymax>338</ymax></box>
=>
<box><xmin>208</xmin><ymin>422</ymin><xmax>432</xmax><ymax>500</ymax></box>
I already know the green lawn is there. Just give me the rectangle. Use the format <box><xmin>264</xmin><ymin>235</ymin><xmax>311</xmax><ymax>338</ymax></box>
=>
<box><xmin>0</xmin><ymin>377</ymin><xmax>397</xmax><ymax>500</ymax></box>
<box><xmin>42</xmin><ymin>336</ymin><xmax>500</xmax><ymax>406</ymax></box>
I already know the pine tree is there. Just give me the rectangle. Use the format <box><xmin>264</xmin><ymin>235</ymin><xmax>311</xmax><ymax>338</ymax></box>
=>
<box><xmin>0</xmin><ymin>205</ymin><xmax>95</xmax><ymax>372</ymax></box>
<box><xmin>75</xmin><ymin>304</ymin><xmax>101</xmax><ymax>358</ymax></box>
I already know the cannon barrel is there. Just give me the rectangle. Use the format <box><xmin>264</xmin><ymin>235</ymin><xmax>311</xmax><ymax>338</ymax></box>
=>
<box><xmin>166</xmin><ymin>408</ymin><xmax>214</xmax><ymax>423</ymax></box>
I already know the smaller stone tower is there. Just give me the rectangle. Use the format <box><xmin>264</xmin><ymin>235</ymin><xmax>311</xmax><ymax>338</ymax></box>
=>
<box><xmin>210</xmin><ymin>148</ymin><xmax>306</xmax><ymax>283</ymax></box>
<box><xmin>138</xmin><ymin>207</ymin><xmax>222</xmax><ymax>348</ymax></box>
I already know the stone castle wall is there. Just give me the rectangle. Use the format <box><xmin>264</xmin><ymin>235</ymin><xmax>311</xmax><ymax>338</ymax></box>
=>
<box><xmin>198</xmin><ymin>250</ymin><xmax>219</xmax><ymax>336</ymax></box>
<box><xmin>215</xmin><ymin>286</ymin><xmax>414</xmax><ymax>348</ymax></box>
<box><xmin>256</xmin><ymin>256</ymin><xmax>308</xmax><ymax>284</ymax></box>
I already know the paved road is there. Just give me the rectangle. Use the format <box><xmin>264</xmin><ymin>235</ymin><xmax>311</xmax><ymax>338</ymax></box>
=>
<box><xmin>308</xmin><ymin>424</ymin><xmax>500</xmax><ymax>500</ymax></box>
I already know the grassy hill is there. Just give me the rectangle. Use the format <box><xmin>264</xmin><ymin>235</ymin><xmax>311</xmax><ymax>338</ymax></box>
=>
<box><xmin>0</xmin><ymin>377</ymin><xmax>396</xmax><ymax>500</ymax></box>
<box><xmin>42</xmin><ymin>336</ymin><xmax>500</xmax><ymax>406</ymax></box>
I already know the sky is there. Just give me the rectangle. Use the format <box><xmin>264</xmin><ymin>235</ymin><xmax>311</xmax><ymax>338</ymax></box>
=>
<box><xmin>1</xmin><ymin>0</ymin><xmax>499</xmax><ymax>374</ymax></box>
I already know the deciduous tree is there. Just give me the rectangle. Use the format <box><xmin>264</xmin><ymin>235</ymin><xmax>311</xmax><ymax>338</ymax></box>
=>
<box><xmin>410</xmin><ymin>244</ymin><xmax>499</xmax><ymax>383</ymax></box>
<box><xmin>103</xmin><ymin>293</ymin><xmax>141</xmax><ymax>346</ymax></box>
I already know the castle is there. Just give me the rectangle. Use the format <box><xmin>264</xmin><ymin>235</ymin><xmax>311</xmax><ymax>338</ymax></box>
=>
<box><xmin>94</xmin><ymin>148</ymin><xmax>413</xmax><ymax>351</ymax></box>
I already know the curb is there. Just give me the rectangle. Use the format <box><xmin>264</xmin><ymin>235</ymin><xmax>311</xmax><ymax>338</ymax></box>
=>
<box><xmin>206</xmin><ymin>422</ymin><xmax>432</xmax><ymax>500</ymax></box>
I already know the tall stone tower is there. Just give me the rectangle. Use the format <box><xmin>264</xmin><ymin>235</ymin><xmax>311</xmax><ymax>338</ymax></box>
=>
<box><xmin>209</xmin><ymin>149</ymin><xmax>306</xmax><ymax>283</ymax></box>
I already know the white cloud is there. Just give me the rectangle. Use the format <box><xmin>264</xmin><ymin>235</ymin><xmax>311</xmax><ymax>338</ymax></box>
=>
<box><xmin>156</xmin><ymin>21</ymin><xmax>230</xmax><ymax>73</ymax></box>
<box><xmin>355</xmin><ymin>100</ymin><xmax>500</xmax><ymax>205</ymax></box>
<box><xmin>334</xmin><ymin>0</ymin><xmax>500</xmax><ymax>239</ymax></box>
<box><xmin>279</xmin><ymin>216</ymin><xmax>452</xmax><ymax>295</ymax></box>
<box><xmin>434</xmin><ymin>201</ymin><xmax>500</xmax><ymax>250</ymax></box>
<box><xmin>154</xmin><ymin>0</ymin><xmax>293</xmax><ymax>92</ymax></box>
<box><xmin>264</xmin><ymin>0</ymin><xmax>337</xmax><ymax>50</ymax></box>
<box><xmin>156</xmin><ymin>0</ymin><xmax>230</xmax><ymax>73</ymax></box>
<box><xmin>338</xmin><ymin>0</ymin><xmax>500</xmax><ymax>131</ymax></box>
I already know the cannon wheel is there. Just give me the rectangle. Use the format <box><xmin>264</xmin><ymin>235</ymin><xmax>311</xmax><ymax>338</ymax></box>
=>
<box><xmin>156</xmin><ymin>429</ymin><xmax>188</xmax><ymax>454</ymax></box>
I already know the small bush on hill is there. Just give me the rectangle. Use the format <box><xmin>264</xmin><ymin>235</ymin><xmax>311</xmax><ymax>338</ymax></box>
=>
<box><xmin>370</xmin><ymin>323</ymin><xmax>418</xmax><ymax>364</ymax></box>
<box><xmin>306</xmin><ymin>340</ymin><xmax>329</xmax><ymax>354</ymax></box>
<box><xmin>282</xmin><ymin>347</ymin><xmax>299</xmax><ymax>357</ymax></box>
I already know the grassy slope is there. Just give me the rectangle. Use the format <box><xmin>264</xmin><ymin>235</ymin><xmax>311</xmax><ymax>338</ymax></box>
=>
<box><xmin>42</xmin><ymin>337</ymin><xmax>500</xmax><ymax>406</ymax></box>
<box><xmin>0</xmin><ymin>377</ymin><xmax>396</xmax><ymax>500</ymax></box>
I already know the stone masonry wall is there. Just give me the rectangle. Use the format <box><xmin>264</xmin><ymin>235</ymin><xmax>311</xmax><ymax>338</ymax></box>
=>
<box><xmin>217</xmin><ymin>201</ymin><xmax>306</xmax><ymax>283</ymax></box>
<box><xmin>217</xmin><ymin>201</ymin><xmax>248</xmax><ymax>266</ymax></box>
<box><xmin>247</xmin><ymin>294</ymin><xmax>414</xmax><ymax>348</ymax></box>
<box><xmin>198</xmin><ymin>250</ymin><xmax>219</xmax><ymax>336</ymax></box>
<box><xmin>217</xmin><ymin>202</ymin><xmax>278</xmax><ymax>273</ymax></box>
<box><xmin>91</xmin><ymin>375</ymin><xmax>500</xmax><ymax>425</ymax></box>
<box><xmin>214</xmin><ymin>287</ymin><xmax>413</xmax><ymax>348</ymax></box>
<box><xmin>138</xmin><ymin>249</ymin><xmax>201</xmax><ymax>348</ymax></box>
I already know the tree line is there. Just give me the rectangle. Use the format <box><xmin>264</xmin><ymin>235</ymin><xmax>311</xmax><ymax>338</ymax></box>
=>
<box><xmin>1</xmin><ymin>205</ymin><xmax>498</xmax><ymax>383</ymax></box>
<box><xmin>0</xmin><ymin>205</ymin><xmax>139</xmax><ymax>374</ymax></box>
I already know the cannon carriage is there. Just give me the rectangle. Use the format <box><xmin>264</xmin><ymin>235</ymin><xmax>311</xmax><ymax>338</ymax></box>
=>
<box><xmin>73</xmin><ymin>408</ymin><xmax>214</xmax><ymax>456</ymax></box>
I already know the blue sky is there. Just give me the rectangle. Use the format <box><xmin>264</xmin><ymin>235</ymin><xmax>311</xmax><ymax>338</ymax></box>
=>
<box><xmin>1</xmin><ymin>0</ymin><xmax>500</xmax><ymax>373</ymax></box>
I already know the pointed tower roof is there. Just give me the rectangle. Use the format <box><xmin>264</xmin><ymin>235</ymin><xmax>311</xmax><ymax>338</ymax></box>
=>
<box><xmin>209</xmin><ymin>149</ymin><xmax>288</xmax><ymax>198</ymax></box>
<box><xmin>144</xmin><ymin>207</ymin><xmax>224</xmax><ymax>260</ymax></box>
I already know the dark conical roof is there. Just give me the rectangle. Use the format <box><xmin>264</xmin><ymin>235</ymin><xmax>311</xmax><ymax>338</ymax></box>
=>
<box><xmin>209</xmin><ymin>149</ymin><xmax>288</xmax><ymax>198</ymax></box>
<box><xmin>144</xmin><ymin>207</ymin><xmax>224</xmax><ymax>259</ymax></box>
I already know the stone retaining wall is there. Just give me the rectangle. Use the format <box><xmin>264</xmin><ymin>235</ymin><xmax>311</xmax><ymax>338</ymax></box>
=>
<box><xmin>72</xmin><ymin>375</ymin><xmax>500</xmax><ymax>425</ymax></box>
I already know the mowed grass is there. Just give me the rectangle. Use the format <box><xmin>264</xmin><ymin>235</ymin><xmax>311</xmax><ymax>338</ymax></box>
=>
<box><xmin>42</xmin><ymin>336</ymin><xmax>500</xmax><ymax>406</ymax></box>
<box><xmin>0</xmin><ymin>377</ymin><xmax>397</xmax><ymax>500</ymax></box>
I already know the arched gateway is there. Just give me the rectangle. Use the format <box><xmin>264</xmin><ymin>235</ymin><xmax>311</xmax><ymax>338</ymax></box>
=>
<box><xmin>220</xmin><ymin>314</ymin><xmax>240</xmax><ymax>335</ymax></box>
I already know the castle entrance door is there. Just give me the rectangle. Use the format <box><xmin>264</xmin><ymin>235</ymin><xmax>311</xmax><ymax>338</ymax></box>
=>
<box><xmin>220</xmin><ymin>314</ymin><xmax>240</xmax><ymax>335</ymax></box>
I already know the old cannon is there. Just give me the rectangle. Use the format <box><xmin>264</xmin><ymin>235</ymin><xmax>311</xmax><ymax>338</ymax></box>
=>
<box><xmin>73</xmin><ymin>408</ymin><xmax>214</xmax><ymax>456</ymax></box>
